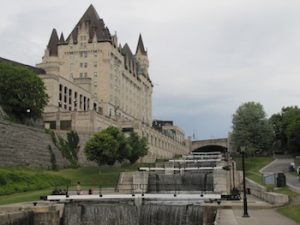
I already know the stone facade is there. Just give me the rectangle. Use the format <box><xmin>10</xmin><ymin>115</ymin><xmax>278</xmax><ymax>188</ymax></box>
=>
<box><xmin>37</xmin><ymin>5</ymin><xmax>152</xmax><ymax>126</ymax></box>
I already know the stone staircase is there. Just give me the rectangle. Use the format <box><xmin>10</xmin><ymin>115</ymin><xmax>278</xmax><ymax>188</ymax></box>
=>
<box><xmin>117</xmin><ymin>171</ymin><xmax>149</xmax><ymax>194</ymax></box>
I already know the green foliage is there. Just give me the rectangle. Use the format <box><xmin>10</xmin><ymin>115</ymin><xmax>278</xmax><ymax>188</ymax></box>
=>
<box><xmin>0</xmin><ymin>168</ymin><xmax>70</xmax><ymax>196</ymax></box>
<box><xmin>85</xmin><ymin>126</ymin><xmax>148</xmax><ymax>166</ymax></box>
<box><xmin>48</xmin><ymin>145</ymin><xmax>58</xmax><ymax>171</ymax></box>
<box><xmin>269</xmin><ymin>106</ymin><xmax>300</xmax><ymax>154</ymax></box>
<box><xmin>0</xmin><ymin>61</ymin><xmax>48</xmax><ymax>122</ymax></box>
<box><xmin>85</xmin><ymin>131</ymin><xmax>119</xmax><ymax>165</ymax></box>
<box><xmin>232</xmin><ymin>102</ymin><xmax>273</xmax><ymax>154</ymax></box>
<box><xmin>50</xmin><ymin>130</ymin><xmax>80</xmax><ymax>168</ymax></box>
<box><xmin>127</xmin><ymin>132</ymin><xmax>148</xmax><ymax>163</ymax></box>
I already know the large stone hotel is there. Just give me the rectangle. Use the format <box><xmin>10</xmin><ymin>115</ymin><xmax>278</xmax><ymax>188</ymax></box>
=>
<box><xmin>34</xmin><ymin>5</ymin><xmax>189</xmax><ymax>162</ymax></box>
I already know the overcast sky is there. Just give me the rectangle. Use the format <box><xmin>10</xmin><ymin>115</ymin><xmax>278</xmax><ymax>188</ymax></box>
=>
<box><xmin>1</xmin><ymin>0</ymin><xmax>300</xmax><ymax>139</ymax></box>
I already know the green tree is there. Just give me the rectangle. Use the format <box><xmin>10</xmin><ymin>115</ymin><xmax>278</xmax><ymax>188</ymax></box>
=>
<box><xmin>270</xmin><ymin>106</ymin><xmax>300</xmax><ymax>154</ymax></box>
<box><xmin>0</xmin><ymin>61</ymin><xmax>48</xmax><ymax>122</ymax></box>
<box><xmin>105</xmin><ymin>127</ymin><xmax>131</xmax><ymax>161</ymax></box>
<box><xmin>85</xmin><ymin>130</ymin><xmax>119</xmax><ymax>165</ymax></box>
<box><xmin>50</xmin><ymin>130</ymin><xmax>80</xmax><ymax>168</ymax></box>
<box><xmin>232</xmin><ymin>102</ymin><xmax>273</xmax><ymax>154</ymax></box>
<box><xmin>127</xmin><ymin>132</ymin><xmax>148</xmax><ymax>163</ymax></box>
<box><xmin>84</xmin><ymin>127</ymin><xmax>148</xmax><ymax>165</ymax></box>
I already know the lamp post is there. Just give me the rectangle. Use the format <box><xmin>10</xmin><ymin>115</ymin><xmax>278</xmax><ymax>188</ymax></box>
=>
<box><xmin>241</xmin><ymin>146</ymin><xmax>249</xmax><ymax>217</ymax></box>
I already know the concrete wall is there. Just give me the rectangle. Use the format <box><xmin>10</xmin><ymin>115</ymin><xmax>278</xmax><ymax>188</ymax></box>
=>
<box><xmin>246</xmin><ymin>178</ymin><xmax>289</xmax><ymax>206</ymax></box>
<box><xmin>0</xmin><ymin>120</ymin><xmax>66</xmax><ymax>168</ymax></box>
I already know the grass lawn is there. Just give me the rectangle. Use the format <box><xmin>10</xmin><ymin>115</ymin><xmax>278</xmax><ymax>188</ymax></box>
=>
<box><xmin>0</xmin><ymin>188</ymin><xmax>52</xmax><ymax>205</ymax></box>
<box><xmin>273</xmin><ymin>186</ymin><xmax>300</xmax><ymax>198</ymax></box>
<box><xmin>278</xmin><ymin>205</ymin><xmax>300</xmax><ymax>224</ymax></box>
<box><xmin>234</xmin><ymin>156</ymin><xmax>274</xmax><ymax>185</ymax></box>
<box><xmin>0</xmin><ymin>163</ymin><xmax>153</xmax><ymax>205</ymax></box>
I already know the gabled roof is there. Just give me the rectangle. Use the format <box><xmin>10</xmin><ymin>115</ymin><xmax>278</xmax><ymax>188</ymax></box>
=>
<box><xmin>136</xmin><ymin>34</ymin><xmax>147</xmax><ymax>55</ymax></box>
<box><xmin>47</xmin><ymin>29</ymin><xmax>59</xmax><ymax>56</ymax></box>
<box><xmin>66</xmin><ymin>4</ymin><xmax>111</xmax><ymax>43</ymax></box>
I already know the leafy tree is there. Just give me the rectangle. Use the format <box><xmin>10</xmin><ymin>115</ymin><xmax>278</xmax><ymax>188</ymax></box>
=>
<box><xmin>232</xmin><ymin>102</ymin><xmax>273</xmax><ymax>154</ymax></box>
<box><xmin>0</xmin><ymin>61</ymin><xmax>48</xmax><ymax>122</ymax></box>
<box><xmin>85</xmin><ymin>130</ymin><xmax>119</xmax><ymax>165</ymax></box>
<box><xmin>50</xmin><ymin>130</ymin><xmax>80</xmax><ymax>168</ymax></box>
<box><xmin>105</xmin><ymin>126</ymin><xmax>131</xmax><ymax>161</ymax></box>
<box><xmin>127</xmin><ymin>132</ymin><xmax>148</xmax><ymax>163</ymax></box>
<box><xmin>84</xmin><ymin>127</ymin><xmax>148</xmax><ymax>165</ymax></box>
<box><xmin>270</xmin><ymin>106</ymin><xmax>300</xmax><ymax>154</ymax></box>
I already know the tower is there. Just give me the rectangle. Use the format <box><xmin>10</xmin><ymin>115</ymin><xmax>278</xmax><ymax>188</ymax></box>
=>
<box><xmin>135</xmin><ymin>34</ymin><xmax>149</xmax><ymax>79</ymax></box>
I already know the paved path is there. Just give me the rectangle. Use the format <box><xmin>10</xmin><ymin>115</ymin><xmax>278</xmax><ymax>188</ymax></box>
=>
<box><xmin>233</xmin><ymin>208</ymin><xmax>300</xmax><ymax>225</ymax></box>
<box><xmin>261</xmin><ymin>158</ymin><xmax>300</xmax><ymax>192</ymax></box>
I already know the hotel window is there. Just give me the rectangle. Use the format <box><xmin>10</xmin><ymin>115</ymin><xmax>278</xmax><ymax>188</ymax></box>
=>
<box><xmin>80</xmin><ymin>73</ymin><xmax>83</xmax><ymax>78</ymax></box>
<box><xmin>83</xmin><ymin>97</ymin><xmax>87</xmax><ymax>111</ymax></box>
<box><xmin>84</xmin><ymin>62</ymin><xmax>88</xmax><ymax>68</ymax></box>
<box><xmin>68</xmin><ymin>89</ymin><xmax>72</xmax><ymax>105</ymax></box>
<box><xmin>79</xmin><ymin>95</ymin><xmax>83</xmax><ymax>109</ymax></box>
<box><xmin>94</xmin><ymin>62</ymin><xmax>97</xmax><ymax>68</ymax></box>
<box><xmin>59</xmin><ymin>84</ymin><xmax>63</xmax><ymax>102</ymax></box>
<box><xmin>64</xmin><ymin>87</ymin><xmax>68</xmax><ymax>103</ymax></box>
<box><xmin>84</xmin><ymin>72</ymin><xmax>87</xmax><ymax>78</ymax></box>
<box><xmin>74</xmin><ymin>92</ymin><xmax>78</xmax><ymax>109</ymax></box>
<box><xmin>94</xmin><ymin>72</ymin><xmax>97</xmax><ymax>77</ymax></box>
<box><xmin>80</xmin><ymin>63</ymin><xmax>83</xmax><ymax>68</ymax></box>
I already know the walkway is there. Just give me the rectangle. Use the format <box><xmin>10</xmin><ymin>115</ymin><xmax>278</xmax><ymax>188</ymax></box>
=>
<box><xmin>261</xmin><ymin>158</ymin><xmax>300</xmax><ymax>192</ymax></box>
<box><xmin>232</xmin><ymin>208</ymin><xmax>299</xmax><ymax>225</ymax></box>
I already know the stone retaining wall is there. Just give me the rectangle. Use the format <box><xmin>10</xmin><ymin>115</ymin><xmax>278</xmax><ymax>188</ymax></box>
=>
<box><xmin>246</xmin><ymin>178</ymin><xmax>289</xmax><ymax>205</ymax></box>
<box><xmin>0</xmin><ymin>120</ymin><xmax>66</xmax><ymax>168</ymax></box>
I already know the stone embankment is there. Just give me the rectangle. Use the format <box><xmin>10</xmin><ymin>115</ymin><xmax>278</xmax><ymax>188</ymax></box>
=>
<box><xmin>0</xmin><ymin>120</ymin><xmax>66</xmax><ymax>168</ymax></box>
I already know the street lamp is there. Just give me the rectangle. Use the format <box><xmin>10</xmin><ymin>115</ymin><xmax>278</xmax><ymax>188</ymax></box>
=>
<box><xmin>241</xmin><ymin>146</ymin><xmax>249</xmax><ymax>217</ymax></box>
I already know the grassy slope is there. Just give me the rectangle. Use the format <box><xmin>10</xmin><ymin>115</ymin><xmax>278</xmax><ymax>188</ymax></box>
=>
<box><xmin>0</xmin><ymin>163</ymin><xmax>153</xmax><ymax>205</ymax></box>
<box><xmin>234</xmin><ymin>156</ymin><xmax>274</xmax><ymax>184</ymax></box>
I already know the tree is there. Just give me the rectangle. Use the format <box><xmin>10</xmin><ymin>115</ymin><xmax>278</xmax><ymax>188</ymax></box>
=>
<box><xmin>0</xmin><ymin>61</ymin><xmax>48</xmax><ymax>122</ymax></box>
<box><xmin>232</xmin><ymin>102</ymin><xmax>273</xmax><ymax>154</ymax></box>
<box><xmin>50</xmin><ymin>130</ymin><xmax>80</xmax><ymax>168</ymax></box>
<box><xmin>85</xmin><ymin>131</ymin><xmax>119</xmax><ymax>165</ymax></box>
<box><xmin>85</xmin><ymin>127</ymin><xmax>128</xmax><ymax>166</ymax></box>
<box><xmin>127</xmin><ymin>132</ymin><xmax>148</xmax><ymax>163</ymax></box>
<box><xmin>105</xmin><ymin>126</ymin><xmax>131</xmax><ymax>161</ymax></box>
<box><xmin>270</xmin><ymin>106</ymin><xmax>300</xmax><ymax>154</ymax></box>
<box><xmin>84</xmin><ymin>127</ymin><xmax>149</xmax><ymax>165</ymax></box>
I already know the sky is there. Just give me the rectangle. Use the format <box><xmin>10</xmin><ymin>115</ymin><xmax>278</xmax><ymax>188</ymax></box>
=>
<box><xmin>1</xmin><ymin>0</ymin><xmax>300</xmax><ymax>139</ymax></box>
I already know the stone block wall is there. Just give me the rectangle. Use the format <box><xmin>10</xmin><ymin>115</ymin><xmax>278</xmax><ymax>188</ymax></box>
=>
<box><xmin>246</xmin><ymin>178</ymin><xmax>289</xmax><ymax>205</ymax></box>
<box><xmin>0</xmin><ymin>120</ymin><xmax>66</xmax><ymax>168</ymax></box>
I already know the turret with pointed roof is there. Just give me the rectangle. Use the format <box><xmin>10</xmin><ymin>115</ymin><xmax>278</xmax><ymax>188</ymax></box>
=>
<box><xmin>47</xmin><ymin>29</ymin><xmax>59</xmax><ymax>56</ymax></box>
<box><xmin>66</xmin><ymin>4</ymin><xmax>111</xmax><ymax>43</ymax></box>
<box><xmin>135</xmin><ymin>34</ymin><xmax>149</xmax><ymax>79</ymax></box>
<box><xmin>136</xmin><ymin>34</ymin><xmax>147</xmax><ymax>55</ymax></box>
<box><xmin>59</xmin><ymin>33</ymin><xmax>65</xmax><ymax>44</ymax></box>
